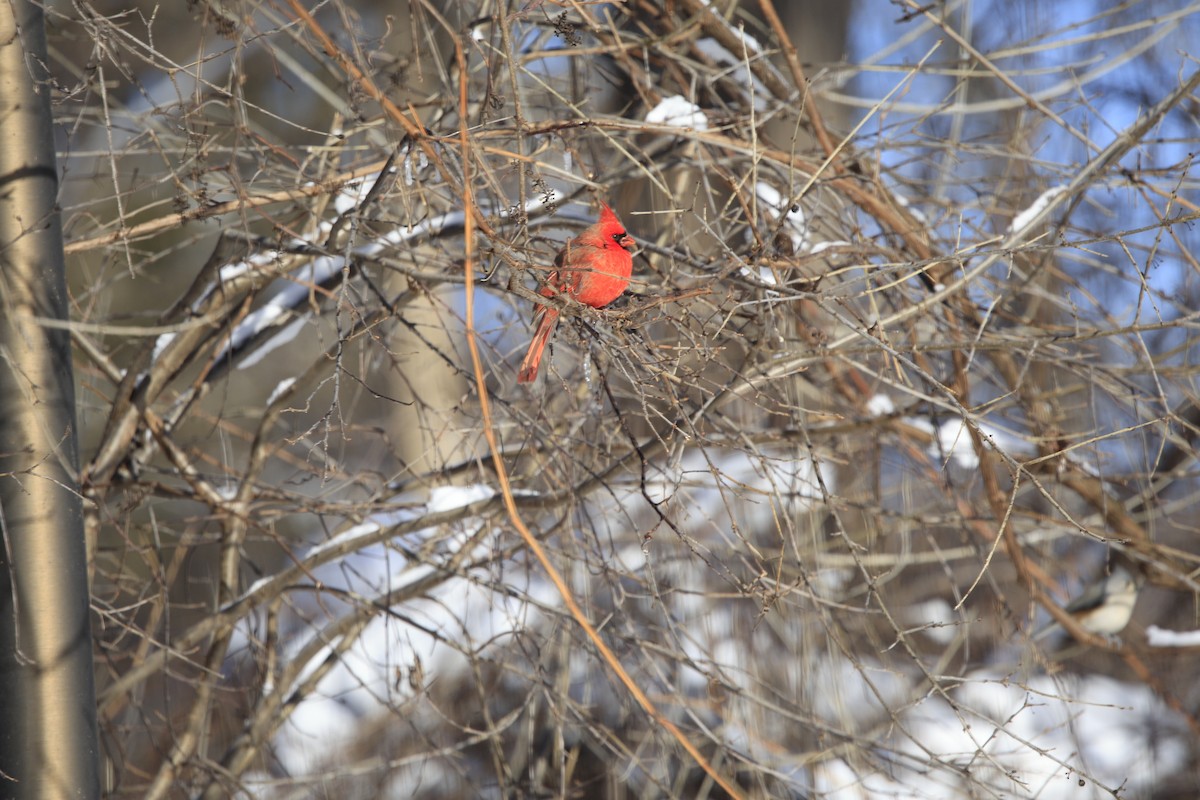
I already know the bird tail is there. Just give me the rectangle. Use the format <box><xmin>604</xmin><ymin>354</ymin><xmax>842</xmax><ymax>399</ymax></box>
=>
<box><xmin>517</xmin><ymin>308</ymin><xmax>559</xmax><ymax>383</ymax></box>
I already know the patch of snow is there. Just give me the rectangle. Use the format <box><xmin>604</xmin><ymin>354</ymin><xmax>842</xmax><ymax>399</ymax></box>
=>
<box><xmin>866</xmin><ymin>393</ymin><xmax>895</xmax><ymax>417</ymax></box>
<box><xmin>266</xmin><ymin>377</ymin><xmax>296</xmax><ymax>406</ymax></box>
<box><xmin>755</xmin><ymin>181</ymin><xmax>810</xmax><ymax>254</ymax></box>
<box><xmin>1009</xmin><ymin>185</ymin><xmax>1069</xmax><ymax>235</ymax></box>
<box><xmin>427</xmin><ymin>484</ymin><xmax>495</xmax><ymax>513</ymax></box>
<box><xmin>646</xmin><ymin>95</ymin><xmax>709</xmax><ymax>130</ymax></box>
<box><xmin>1147</xmin><ymin>625</ymin><xmax>1200</xmax><ymax>647</ymax></box>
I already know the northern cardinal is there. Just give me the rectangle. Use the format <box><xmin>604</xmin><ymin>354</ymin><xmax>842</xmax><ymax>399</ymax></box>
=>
<box><xmin>517</xmin><ymin>202</ymin><xmax>635</xmax><ymax>383</ymax></box>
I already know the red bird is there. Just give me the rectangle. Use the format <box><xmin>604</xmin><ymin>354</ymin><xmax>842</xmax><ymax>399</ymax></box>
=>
<box><xmin>517</xmin><ymin>202</ymin><xmax>635</xmax><ymax>383</ymax></box>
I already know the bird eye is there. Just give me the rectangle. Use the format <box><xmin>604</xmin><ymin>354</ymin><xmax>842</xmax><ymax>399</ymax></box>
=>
<box><xmin>612</xmin><ymin>231</ymin><xmax>626</xmax><ymax>242</ymax></box>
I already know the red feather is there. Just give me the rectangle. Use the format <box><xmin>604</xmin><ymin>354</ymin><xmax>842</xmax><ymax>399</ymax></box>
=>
<box><xmin>517</xmin><ymin>203</ymin><xmax>635</xmax><ymax>384</ymax></box>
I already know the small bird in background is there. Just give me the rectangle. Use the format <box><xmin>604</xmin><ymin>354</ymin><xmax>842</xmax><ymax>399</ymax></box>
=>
<box><xmin>517</xmin><ymin>202</ymin><xmax>635</xmax><ymax>384</ymax></box>
<box><xmin>1034</xmin><ymin>563</ymin><xmax>1143</xmax><ymax>642</ymax></box>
